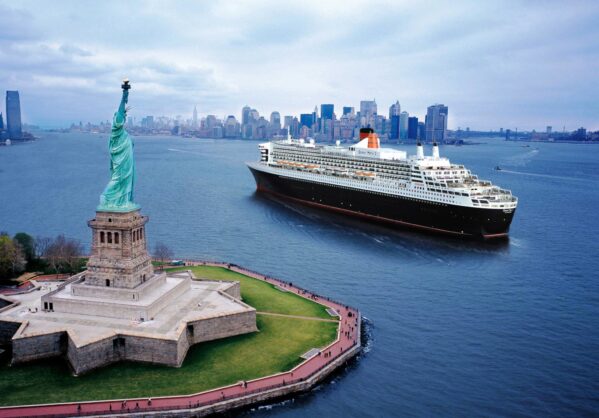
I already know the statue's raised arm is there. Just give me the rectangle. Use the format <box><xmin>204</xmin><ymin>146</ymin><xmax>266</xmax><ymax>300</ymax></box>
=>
<box><xmin>97</xmin><ymin>80</ymin><xmax>139</xmax><ymax>212</ymax></box>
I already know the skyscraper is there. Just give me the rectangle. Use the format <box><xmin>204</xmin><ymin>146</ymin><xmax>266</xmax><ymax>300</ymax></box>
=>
<box><xmin>224</xmin><ymin>115</ymin><xmax>240</xmax><ymax>138</ymax></box>
<box><xmin>192</xmin><ymin>105</ymin><xmax>198</xmax><ymax>128</ymax></box>
<box><xmin>399</xmin><ymin>111</ymin><xmax>409</xmax><ymax>140</ymax></box>
<box><xmin>270</xmin><ymin>111</ymin><xmax>281</xmax><ymax>127</ymax></box>
<box><xmin>388</xmin><ymin>101</ymin><xmax>400</xmax><ymax>118</ymax></box>
<box><xmin>6</xmin><ymin>91</ymin><xmax>22</xmax><ymax>139</ymax></box>
<box><xmin>389</xmin><ymin>101</ymin><xmax>400</xmax><ymax>139</ymax></box>
<box><xmin>418</xmin><ymin>122</ymin><xmax>426</xmax><ymax>141</ymax></box>
<box><xmin>408</xmin><ymin>116</ymin><xmax>419</xmax><ymax>140</ymax></box>
<box><xmin>389</xmin><ymin>115</ymin><xmax>399</xmax><ymax>140</ymax></box>
<box><xmin>241</xmin><ymin>106</ymin><xmax>251</xmax><ymax>126</ymax></box>
<box><xmin>0</xmin><ymin>112</ymin><xmax>4</xmax><ymax>131</ymax></box>
<box><xmin>359</xmin><ymin>99</ymin><xmax>377</xmax><ymax>129</ymax></box>
<box><xmin>360</xmin><ymin>100</ymin><xmax>377</xmax><ymax>117</ymax></box>
<box><xmin>425</xmin><ymin>104</ymin><xmax>448</xmax><ymax>142</ymax></box>
<box><xmin>300</xmin><ymin>114</ymin><xmax>314</xmax><ymax>128</ymax></box>
<box><xmin>270</xmin><ymin>111</ymin><xmax>281</xmax><ymax>136</ymax></box>
<box><xmin>283</xmin><ymin>116</ymin><xmax>293</xmax><ymax>129</ymax></box>
<box><xmin>342</xmin><ymin>106</ymin><xmax>354</xmax><ymax>116</ymax></box>
<box><xmin>321</xmin><ymin>104</ymin><xmax>334</xmax><ymax>120</ymax></box>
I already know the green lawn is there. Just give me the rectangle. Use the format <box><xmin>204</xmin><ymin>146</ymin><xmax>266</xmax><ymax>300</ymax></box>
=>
<box><xmin>0</xmin><ymin>267</ymin><xmax>339</xmax><ymax>406</ymax></box>
<box><xmin>168</xmin><ymin>265</ymin><xmax>335</xmax><ymax>320</ymax></box>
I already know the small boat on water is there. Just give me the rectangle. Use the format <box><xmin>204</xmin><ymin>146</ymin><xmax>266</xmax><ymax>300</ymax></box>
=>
<box><xmin>495</xmin><ymin>166</ymin><xmax>502</xmax><ymax>171</ymax></box>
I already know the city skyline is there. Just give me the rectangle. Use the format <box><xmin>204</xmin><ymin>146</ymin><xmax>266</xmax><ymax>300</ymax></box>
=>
<box><xmin>0</xmin><ymin>1</ymin><xmax>598</xmax><ymax>130</ymax></box>
<box><xmin>65</xmin><ymin>98</ymin><xmax>595</xmax><ymax>144</ymax></box>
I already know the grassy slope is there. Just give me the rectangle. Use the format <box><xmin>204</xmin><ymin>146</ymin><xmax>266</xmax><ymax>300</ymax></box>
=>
<box><xmin>169</xmin><ymin>266</ymin><xmax>334</xmax><ymax>320</ymax></box>
<box><xmin>0</xmin><ymin>267</ymin><xmax>338</xmax><ymax>406</ymax></box>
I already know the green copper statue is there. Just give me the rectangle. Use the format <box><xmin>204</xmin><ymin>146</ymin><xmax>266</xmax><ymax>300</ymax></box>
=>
<box><xmin>98</xmin><ymin>80</ymin><xmax>140</xmax><ymax>212</ymax></box>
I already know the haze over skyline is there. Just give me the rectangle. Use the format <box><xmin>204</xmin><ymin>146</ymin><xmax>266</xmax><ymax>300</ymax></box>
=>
<box><xmin>1</xmin><ymin>0</ymin><xmax>597</xmax><ymax>131</ymax></box>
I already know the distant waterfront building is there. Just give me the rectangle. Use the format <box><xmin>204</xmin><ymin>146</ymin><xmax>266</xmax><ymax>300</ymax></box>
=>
<box><xmin>224</xmin><ymin>115</ymin><xmax>240</xmax><ymax>138</ymax></box>
<box><xmin>141</xmin><ymin>115</ymin><xmax>154</xmax><ymax>129</ymax></box>
<box><xmin>270</xmin><ymin>111</ymin><xmax>281</xmax><ymax>128</ymax></box>
<box><xmin>0</xmin><ymin>112</ymin><xmax>4</xmax><ymax>130</ymax></box>
<box><xmin>418</xmin><ymin>122</ymin><xmax>426</xmax><ymax>140</ymax></box>
<box><xmin>408</xmin><ymin>116</ymin><xmax>419</xmax><ymax>140</ymax></box>
<box><xmin>546</xmin><ymin>126</ymin><xmax>552</xmax><ymax>134</ymax></box>
<box><xmin>270</xmin><ymin>111</ymin><xmax>281</xmax><ymax>137</ymax></box>
<box><xmin>300</xmin><ymin>113</ymin><xmax>314</xmax><ymax>128</ymax></box>
<box><xmin>290</xmin><ymin>117</ymin><xmax>300</xmax><ymax>138</ymax></box>
<box><xmin>572</xmin><ymin>127</ymin><xmax>587</xmax><ymax>141</ymax></box>
<box><xmin>192</xmin><ymin>105</ymin><xmax>198</xmax><ymax>128</ymax></box>
<box><xmin>241</xmin><ymin>106</ymin><xmax>251</xmax><ymax>126</ymax></box>
<box><xmin>342</xmin><ymin>106</ymin><xmax>354</xmax><ymax>116</ymax></box>
<box><xmin>321</xmin><ymin>104</ymin><xmax>334</xmax><ymax>120</ymax></box>
<box><xmin>425</xmin><ymin>104</ymin><xmax>448</xmax><ymax>142</ymax></box>
<box><xmin>399</xmin><ymin>111</ymin><xmax>409</xmax><ymax>140</ymax></box>
<box><xmin>6</xmin><ymin>90</ymin><xmax>22</xmax><ymax>139</ymax></box>
<box><xmin>360</xmin><ymin>100</ymin><xmax>377</xmax><ymax>117</ymax></box>
<box><xmin>390</xmin><ymin>115</ymin><xmax>400</xmax><ymax>140</ymax></box>
<box><xmin>206</xmin><ymin>115</ymin><xmax>218</xmax><ymax>131</ymax></box>
<box><xmin>388</xmin><ymin>101</ymin><xmax>401</xmax><ymax>140</ymax></box>
<box><xmin>283</xmin><ymin>116</ymin><xmax>293</xmax><ymax>129</ymax></box>
<box><xmin>359</xmin><ymin>99</ymin><xmax>377</xmax><ymax>130</ymax></box>
<box><xmin>388</xmin><ymin>101</ymin><xmax>400</xmax><ymax>118</ymax></box>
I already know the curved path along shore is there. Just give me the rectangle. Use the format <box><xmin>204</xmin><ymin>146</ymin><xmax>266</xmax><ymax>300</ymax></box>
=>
<box><xmin>0</xmin><ymin>261</ymin><xmax>362</xmax><ymax>418</ymax></box>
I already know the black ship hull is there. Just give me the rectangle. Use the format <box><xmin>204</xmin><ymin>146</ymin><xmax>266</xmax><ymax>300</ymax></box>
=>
<box><xmin>249</xmin><ymin>166</ymin><xmax>515</xmax><ymax>239</ymax></box>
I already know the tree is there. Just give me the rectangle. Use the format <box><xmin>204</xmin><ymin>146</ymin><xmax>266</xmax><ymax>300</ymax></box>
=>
<box><xmin>0</xmin><ymin>233</ymin><xmax>26</xmax><ymax>280</ymax></box>
<box><xmin>34</xmin><ymin>236</ymin><xmax>52</xmax><ymax>259</ymax></box>
<box><xmin>153</xmin><ymin>242</ymin><xmax>174</xmax><ymax>270</ymax></box>
<box><xmin>13</xmin><ymin>232</ymin><xmax>35</xmax><ymax>264</ymax></box>
<box><xmin>43</xmin><ymin>235</ymin><xmax>84</xmax><ymax>273</ymax></box>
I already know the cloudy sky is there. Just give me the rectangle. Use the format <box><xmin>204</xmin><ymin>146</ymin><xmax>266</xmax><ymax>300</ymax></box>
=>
<box><xmin>1</xmin><ymin>0</ymin><xmax>597</xmax><ymax>130</ymax></box>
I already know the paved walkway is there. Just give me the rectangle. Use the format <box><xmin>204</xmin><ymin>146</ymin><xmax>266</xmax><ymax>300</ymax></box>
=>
<box><xmin>0</xmin><ymin>261</ymin><xmax>361</xmax><ymax>418</ymax></box>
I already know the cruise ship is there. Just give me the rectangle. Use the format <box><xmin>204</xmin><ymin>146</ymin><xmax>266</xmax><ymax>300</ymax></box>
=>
<box><xmin>247</xmin><ymin>129</ymin><xmax>518</xmax><ymax>239</ymax></box>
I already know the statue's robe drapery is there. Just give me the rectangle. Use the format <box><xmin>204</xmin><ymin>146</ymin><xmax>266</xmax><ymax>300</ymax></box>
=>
<box><xmin>98</xmin><ymin>91</ymin><xmax>139</xmax><ymax>211</ymax></box>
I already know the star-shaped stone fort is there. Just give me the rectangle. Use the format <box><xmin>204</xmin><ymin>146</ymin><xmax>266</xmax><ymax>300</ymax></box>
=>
<box><xmin>0</xmin><ymin>82</ymin><xmax>257</xmax><ymax>374</ymax></box>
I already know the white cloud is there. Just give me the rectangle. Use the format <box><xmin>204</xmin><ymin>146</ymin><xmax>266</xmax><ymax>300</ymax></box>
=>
<box><xmin>1</xmin><ymin>0</ymin><xmax>598</xmax><ymax>130</ymax></box>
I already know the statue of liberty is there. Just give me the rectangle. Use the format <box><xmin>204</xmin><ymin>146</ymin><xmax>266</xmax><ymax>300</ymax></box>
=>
<box><xmin>98</xmin><ymin>80</ymin><xmax>140</xmax><ymax>212</ymax></box>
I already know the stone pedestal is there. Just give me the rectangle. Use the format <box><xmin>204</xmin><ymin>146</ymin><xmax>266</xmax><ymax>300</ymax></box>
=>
<box><xmin>43</xmin><ymin>208</ymin><xmax>184</xmax><ymax>322</ymax></box>
<box><xmin>86</xmin><ymin>209</ymin><xmax>154</xmax><ymax>289</ymax></box>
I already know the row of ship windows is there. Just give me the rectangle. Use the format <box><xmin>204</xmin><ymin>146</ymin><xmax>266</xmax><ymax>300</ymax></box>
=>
<box><xmin>275</xmin><ymin>146</ymin><xmax>466</xmax><ymax>176</ymax></box>
<box><xmin>280</xmin><ymin>161</ymin><xmax>414</xmax><ymax>175</ymax></box>
<box><xmin>278</xmin><ymin>165</ymin><xmax>475</xmax><ymax>200</ymax></box>
<box><xmin>281</xmin><ymin>171</ymin><xmax>462</xmax><ymax>205</ymax></box>
<box><xmin>272</xmin><ymin>153</ymin><xmax>417</xmax><ymax>179</ymax></box>
<box><xmin>274</xmin><ymin>153</ymin><xmax>413</xmax><ymax>169</ymax></box>
<box><xmin>428</xmin><ymin>188</ymin><xmax>469</xmax><ymax>196</ymax></box>
<box><xmin>273</xmin><ymin>149</ymin><xmax>416</xmax><ymax>171</ymax></box>
<box><xmin>274</xmin><ymin>154</ymin><xmax>480</xmax><ymax>187</ymax></box>
<box><xmin>274</xmin><ymin>150</ymin><xmax>474</xmax><ymax>185</ymax></box>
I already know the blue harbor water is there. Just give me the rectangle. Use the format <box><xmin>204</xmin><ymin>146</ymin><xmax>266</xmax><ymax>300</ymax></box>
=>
<box><xmin>1</xmin><ymin>134</ymin><xmax>598</xmax><ymax>417</ymax></box>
